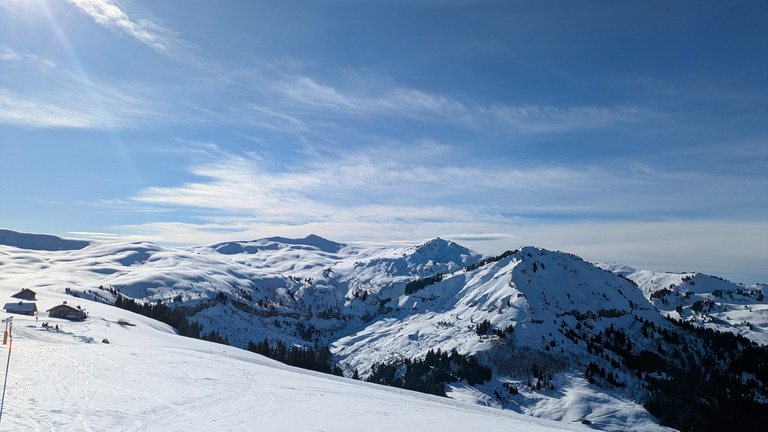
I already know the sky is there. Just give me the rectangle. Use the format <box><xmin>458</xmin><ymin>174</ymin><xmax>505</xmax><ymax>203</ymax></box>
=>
<box><xmin>0</xmin><ymin>0</ymin><xmax>766</xmax><ymax>283</ymax></box>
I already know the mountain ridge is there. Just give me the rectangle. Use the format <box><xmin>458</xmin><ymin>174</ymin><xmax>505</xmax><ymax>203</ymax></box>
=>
<box><xmin>1</xmin><ymin>229</ymin><xmax>766</xmax><ymax>431</ymax></box>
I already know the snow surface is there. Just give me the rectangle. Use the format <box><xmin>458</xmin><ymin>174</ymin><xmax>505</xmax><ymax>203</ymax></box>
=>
<box><xmin>598</xmin><ymin>262</ymin><xmax>768</xmax><ymax>345</ymax></box>
<box><xmin>0</xmin><ymin>290</ymin><xmax>585</xmax><ymax>431</ymax></box>
<box><xmin>4</xmin><ymin>229</ymin><xmax>763</xmax><ymax>431</ymax></box>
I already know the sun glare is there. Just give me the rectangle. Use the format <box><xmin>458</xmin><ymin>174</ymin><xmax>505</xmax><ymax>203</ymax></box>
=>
<box><xmin>0</xmin><ymin>0</ymin><xmax>41</xmax><ymax>13</ymax></box>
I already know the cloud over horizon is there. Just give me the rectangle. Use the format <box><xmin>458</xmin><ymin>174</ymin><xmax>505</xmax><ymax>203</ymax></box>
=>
<box><xmin>112</xmin><ymin>144</ymin><xmax>767</xmax><ymax>284</ymax></box>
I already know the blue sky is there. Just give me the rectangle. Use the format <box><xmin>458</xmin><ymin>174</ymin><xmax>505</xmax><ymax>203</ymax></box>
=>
<box><xmin>1</xmin><ymin>0</ymin><xmax>766</xmax><ymax>283</ymax></box>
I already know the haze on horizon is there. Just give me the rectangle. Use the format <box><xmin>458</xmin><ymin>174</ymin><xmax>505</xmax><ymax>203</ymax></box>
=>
<box><xmin>0</xmin><ymin>0</ymin><xmax>766</xmax><ymax>283</ymax></box>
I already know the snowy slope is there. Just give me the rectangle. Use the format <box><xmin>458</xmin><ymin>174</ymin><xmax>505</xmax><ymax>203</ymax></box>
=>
<box><xmin>1</xmin><ymin>229</ymin><xmax>766</xmax><ymax>431</ymax></box>
<box><xmin>0</xmin><ymin>289</ymin><xmax>584</xmax><ymax>432</ymax></box>
<box><xmin>599</xmin><ymin>262</ymin><xmax>768</xmax><ymax>345</ymax></box>
<box><xmin>334</xmin><ymin>246</ymin><xmax>656</xmax><ymax>367</ymax></box>
<box><xmin>332</xmin><ymin>247</ymin><xmax>674</xmax><ymax>431</ymax></box>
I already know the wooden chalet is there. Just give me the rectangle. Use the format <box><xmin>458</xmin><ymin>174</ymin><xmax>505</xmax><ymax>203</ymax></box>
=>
<box><xmin>3</xmin><ymin>301</ymin><xmax>38</xmax><ymax>316</ymax></box>
<box><xmin>47</xmin><ymin>304</ymin><xmax>87</xmax><ymax>321</ymax></box>
<box><xmin>11</xmin><ymin>288</ymin><xmax>37</xmax><ymax>300</ymax></box>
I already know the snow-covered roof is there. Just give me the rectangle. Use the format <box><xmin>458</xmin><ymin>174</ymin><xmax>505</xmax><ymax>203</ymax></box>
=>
<box><xmin>11</xmin><ymin>288</ymin><xmax>36</xmax><ymax>299</ymax></box>
<box><xmin>3</xmin><ymin>302</ymin><xmax>37</xmax><ymax>312</ymax></box>
<box><xmin>46</xmin><ymin>304</ymin><xmax>84</xmax><ymax>313</ymax></box>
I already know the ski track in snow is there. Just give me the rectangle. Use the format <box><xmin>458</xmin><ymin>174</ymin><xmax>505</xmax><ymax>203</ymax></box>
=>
<box><xmin>0</xmin><ymin>312</ymin><xmax>586</xmax><ymax>431</ymax></box>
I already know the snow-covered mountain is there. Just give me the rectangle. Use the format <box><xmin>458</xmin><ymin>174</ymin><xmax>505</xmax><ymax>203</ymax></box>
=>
<box><xmin>598</xmin><ymin>262</ymin><xmax>768</xmax><ymax>345</ymax></box>
<box><xmin>1</xmin><ymin>229</ymin><xmax>766</xmax><ymax>431</ymax></box>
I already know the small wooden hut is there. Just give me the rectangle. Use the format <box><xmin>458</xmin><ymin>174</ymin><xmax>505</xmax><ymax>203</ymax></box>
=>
<box><xmin>3</xmin><ymin>301</ymin><xmax>38</xmax><ymax>316</ymax></box>
<box><xmin>46</xmin><ymin>304</ymin><xmax>87</xmax><ymax>321</ymax></box>
<box><xmin>11</xmin><ymin>288</ymin><xmax>37</xmax><ymax>300</ymax></box>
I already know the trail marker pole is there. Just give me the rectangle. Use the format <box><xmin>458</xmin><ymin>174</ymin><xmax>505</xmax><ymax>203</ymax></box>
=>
<box><xmin>0</xmin><ymin>317</ymin><xmax>13</xmax><ymax>426</ymax></box>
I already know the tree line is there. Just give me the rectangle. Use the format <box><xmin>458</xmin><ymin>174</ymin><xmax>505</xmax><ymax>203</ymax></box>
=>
<box><xmin>111</xmin><ymin>294</ymin><xmax>227</xmax><ymax>342</ymax></box>
<box><xmin>366</xmin><ymin>348</ymin><xmax>492</xmax><ymax>397</ymax></box>
<box><xmin>404</xmin><ymin>273</ymin><xmax>445</xmax><ymax>295</ymax></box>
<box><xmin>247</xmin><ymin>338</ymin><xmax>343</xmax><ymax>376</ymax></box>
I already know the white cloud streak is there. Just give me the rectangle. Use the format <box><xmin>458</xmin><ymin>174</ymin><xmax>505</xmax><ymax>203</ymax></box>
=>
<box><xmin>0</xmin><ymin>87</ymin><xmax>107</xmax><ymax>128</ymax></box>
<box><xmin>0</xmin><ymin>43</ymin><xmax>182</xmax><ymax>129</ymax></box>
<box><xmin>0</xmin><ymin>45</ymin><xmax>57</xmax><ymax>68</ymax></box>
<box><xmin>0</xmin><ymin>45</ymin><xmax>22</xmax><ymax>61</ymax></box>
<box><xmin>0</xmin><ymin>81</ymin><xmax>164</xmax><ymax>129</ymax></box>
<box><xmin>66</xmin><ymin>0</ymin><xmax>181</xmax><ymax>56</ymax></box>
<box><xmin>1</xmin><ymin>15</ymin><xmax>646</xmax><ymax>135</ymax></box>
<box><xmin>271</xmin><ymin>75</ymin><xmax>647</xmax><ymax>134</ymax></box>
<box><xmin>132</xmin><ymin>145</ymin><xmax>592</xmax><ymax>220</ymax></box>
<box><xmin>130</xmin><ymin>143</ymin><xmax>766</xmax><ymax>232</ymax></box>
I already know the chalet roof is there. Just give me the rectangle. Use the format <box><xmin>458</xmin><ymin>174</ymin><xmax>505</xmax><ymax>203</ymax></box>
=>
<box><xmin>3</xmin><ymin>302</ymin><xmax>38</xmax><ymax>312</ymax></box>
<box><xmin>11</xmin><ymin>288</ymin><xmax>36</xmax><ymax>299</ymax></box>
<box><xmin>47</xmin><ymin>304</ymin><xmax>84</xmax><ymax>313</ymax></box>
<box><xmin>46</xmin><ymin>303</ymin><xmax>87</xmax><ymax>321</ymax></box>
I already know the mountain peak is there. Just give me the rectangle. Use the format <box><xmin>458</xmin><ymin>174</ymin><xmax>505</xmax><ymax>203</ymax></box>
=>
<box><xmin>414</xmin><ymin>237</ymin><xmax>463</xmax><ymax>251</ymax></box>
<box><xmin>406</xmin><ymin>237</ymin><xmax>481</xmax><ymax>267</ymax></box>
<box><xmin>210</xmin><ymin>234</ymin><xmax>345</xmax><ymax>255</ymax></box>
<box><xmin>265</xmin><ymin>234</ymin><xmax>345</xmax><ymax>253</ymax></box>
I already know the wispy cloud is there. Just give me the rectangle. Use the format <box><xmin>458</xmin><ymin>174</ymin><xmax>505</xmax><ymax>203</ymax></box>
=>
<box><xmin>0</xmin><ymin>45</ymin><xmax>21</xmax><ymax>61</ymax></box>
<box><xmin>268</xmin><ymin>74</ymin><xmax>649</xmax><ymax>136</ymax></box>
<box><xmin>128</xmin><ymin>142</ymin><xmax>768</xmax><ymax>228</ymax></box>
<box><xmin>1</xmin><ymin>19</ymin><xmax>648</xmax><ymax>136</ymax></box>
<box><xmin>0</xmin><ymin>42</ymin><xmax>181</xmax><ymax>129</ymax></box>
<box><xmin>66</xmin><ymin>0</ymin><xmax>183</xmax><ymax>57</ymax></box>
<box><xmin>68</xmin><ymin>231</ymin><xmax>120</xmax><ymax>240</ymax></box>
<box><xmin>0</xmin><ymin>45</ymin><xmax>57</xmax><ymax>68</ymax></box>
<box><xmin>0</xmin><ymin>79</ymin><xmax>165</xmax><ymax>129</ymax></box>
<box><xmin>280</xmin><ymin>76</ymin><xmax>354</xmax><ymax>109</ymax></box>
<box><xmin>480</xmin><ymin>104</ymin><xmax>648</xmax><ymax>133</ymax></box>
<box><xmin>132</xmin><ymin>143</ymin><xmax>744</xmax><ymax>232</ymax></box>
<box><xmin>132</xmin><ymin>144</ymin><xmax>590</xmax><ymax>219</ymax></box>
<box><xmin>0</xmin><ymin>87</ymin><xmax>106</xmax><ymax>128</ymax></box>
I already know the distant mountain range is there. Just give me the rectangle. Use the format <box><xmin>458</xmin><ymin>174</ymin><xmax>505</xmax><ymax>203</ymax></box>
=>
<box><xmin>1</xmin><ymin>228</ymin><xmax>766</xmax><ymax>432</ymax></box>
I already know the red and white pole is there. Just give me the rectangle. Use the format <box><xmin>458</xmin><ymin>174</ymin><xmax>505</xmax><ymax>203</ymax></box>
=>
<box><xmin>0</xmin><ymin>317</ymin><xmax>13</xmax><ymax>426</ymax></box>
